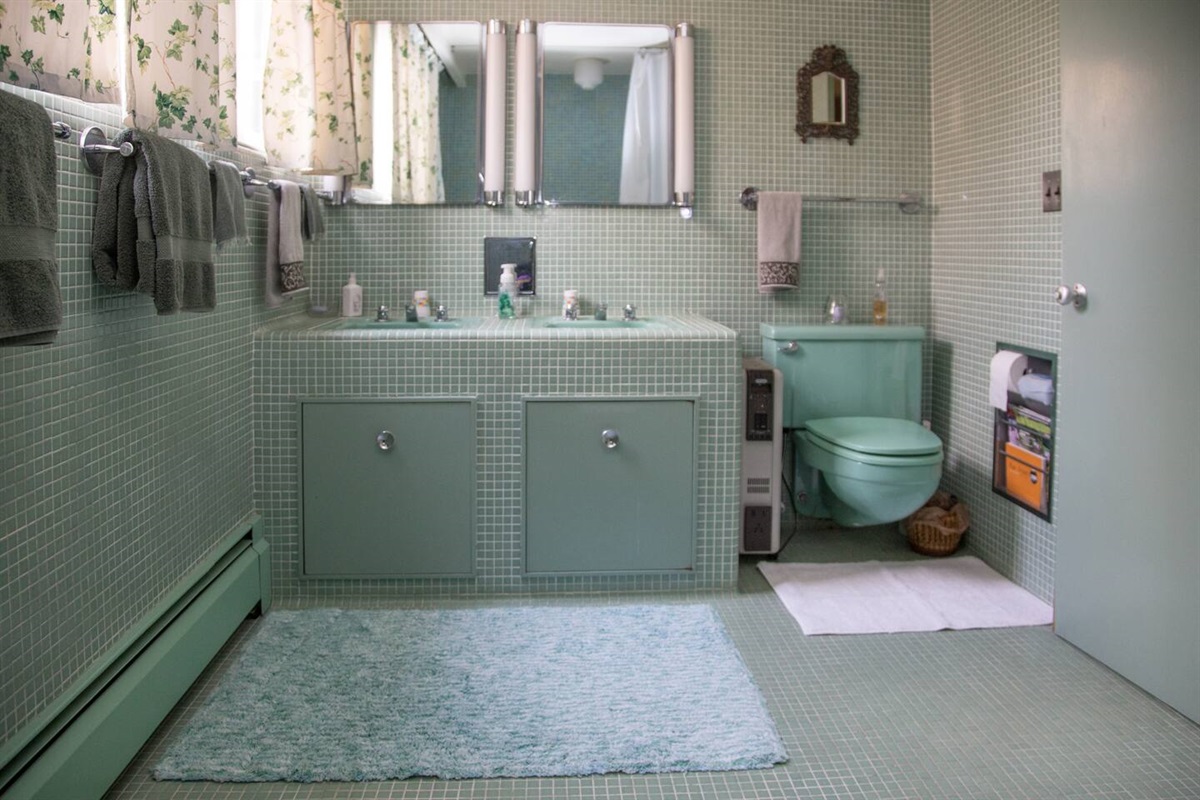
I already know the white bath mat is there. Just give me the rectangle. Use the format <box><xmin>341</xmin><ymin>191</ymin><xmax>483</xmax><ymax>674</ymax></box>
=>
<box><xmin>758</xmin><ymin>556</ymin><xmax>1053</xmax><ymax>635</ymax></box>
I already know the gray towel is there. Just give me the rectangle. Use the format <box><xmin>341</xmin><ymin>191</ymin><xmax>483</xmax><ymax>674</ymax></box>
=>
<box><xmin>299</xmin><ymin>184</ymin><xmax>325</xmax><ymax>241</ymax></box>
<box><xmin>756</xmin><ymin>191</ymin><xmax>802</xmax><ymax>293</ymax></box>
<box><xmin>92</xmin><ymin>141</ymin><xmax>140</xmax><ymax>290</ymax></box>
<box><xmin>265</xmin><ymin>179</ymin><xmax>308</xmax><ymax>308</ymax></box>
<box><xmin>127</xmin><ymin>130</ymin><xmax>215</xmax><ymax>313</ymax></box>
<box><xmin>0</xmin><ymin>90</ymin><xmax>62</xmax><ymax>345</ymax></box>
<box><xmin>210</xmin><ymin>160</ymin><xmax>248</xmax><ymax>249</ymax></box>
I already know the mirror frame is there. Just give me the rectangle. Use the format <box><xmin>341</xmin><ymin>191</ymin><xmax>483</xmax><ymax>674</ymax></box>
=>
<box><xmin>796</xmin><ymin>45</ymin><xmax>859</xmax><ymax>145</ymax></box>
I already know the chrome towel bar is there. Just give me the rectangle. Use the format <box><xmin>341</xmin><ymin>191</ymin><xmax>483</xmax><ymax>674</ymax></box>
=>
<box><xmin>739</xmin><ymin>186</ymin><xmax>922</xmax><ymax>214</ymax></box>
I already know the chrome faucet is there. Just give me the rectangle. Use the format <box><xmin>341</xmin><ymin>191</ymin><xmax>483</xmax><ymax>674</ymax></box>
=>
<box><xmin>435</xmin><ymin>304</ymin><xmax>449</xmax><ymax>322</ymax></box>
<box><xmin>623</xmin><ymin>303</ymin><xmax>637</xmax><ymax>322</ymax></box>
<box><xmin>375</xmin><ymin>304</ymin><xmax>390</xmax><ymax>322</ymax></box>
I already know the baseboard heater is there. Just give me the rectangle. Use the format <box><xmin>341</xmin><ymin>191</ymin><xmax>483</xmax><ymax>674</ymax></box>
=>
<box><xmin>0</xmin><ymin>514</ymin><xmax>270</xmax><ymax>800</ymax></box>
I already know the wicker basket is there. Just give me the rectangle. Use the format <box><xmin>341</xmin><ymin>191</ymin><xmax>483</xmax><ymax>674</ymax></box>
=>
<box><xmin>902</xmin><ymin>491</ymin><xmax>970</xmax><ymax>557</ymax></box>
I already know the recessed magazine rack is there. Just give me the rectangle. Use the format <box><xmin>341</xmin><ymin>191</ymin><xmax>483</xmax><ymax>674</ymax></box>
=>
<box><xmin>992</xmin><ymin>343</ymin><xmax>1057</xmax><ymax>521</ymax></box>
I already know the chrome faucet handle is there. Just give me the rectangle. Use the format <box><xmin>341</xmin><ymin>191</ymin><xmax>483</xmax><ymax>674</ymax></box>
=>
<box><xmin>623</xmin><ymin>303</ymin><xmax>637</xmax><ymax>321</ymax></box>
<box><xmin>376</xmin><ymin>304</ymin><xmax>389</xmax><ymax>322</ymax></box>
<box><xmin>435</xmin><ymin>304</ymin><xmax>449</xmax><ymax>322</ymax></box>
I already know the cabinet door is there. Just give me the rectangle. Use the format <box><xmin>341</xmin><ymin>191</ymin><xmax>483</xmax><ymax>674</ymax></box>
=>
<box><xmin>301</xmin><ymin>400</ymin><xmax>475</xmax><ymax>577</ymax></box>
<box><xmin>524</xmin><ymin>399</ymin><xmax>695</xmax><ymax>574</ymax></box>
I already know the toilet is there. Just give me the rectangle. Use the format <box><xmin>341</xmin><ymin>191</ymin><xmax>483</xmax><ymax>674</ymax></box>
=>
<box><xmin>760</xmin><ymin>324</ymin><xmax>943</xmax><ymax>527</ymax></box>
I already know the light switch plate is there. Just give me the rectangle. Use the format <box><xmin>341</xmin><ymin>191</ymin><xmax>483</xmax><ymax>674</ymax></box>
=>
<box><xmin>1042</xmin><ymin>170</ymin><xmax>1062</xmax><ymax>212</ymax></box>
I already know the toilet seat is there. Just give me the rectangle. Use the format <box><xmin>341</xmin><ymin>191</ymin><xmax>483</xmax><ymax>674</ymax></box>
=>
<box><xmin>804</xmin><ymin>416</ymin><xmax>942</xmax><ymax>465</ymax></box>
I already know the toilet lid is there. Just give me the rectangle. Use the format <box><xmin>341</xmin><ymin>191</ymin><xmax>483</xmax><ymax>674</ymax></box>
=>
<box><xmin>806</xmin><ymin>417</ymin><xmax>942</xmax><ymax>457</ymax></box>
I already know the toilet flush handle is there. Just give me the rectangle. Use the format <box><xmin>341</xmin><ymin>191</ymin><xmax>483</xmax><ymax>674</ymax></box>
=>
<box><xmin>778</xmin><ymin>341</ymin><xmax>799</xmax><ymax>354</ymax></box>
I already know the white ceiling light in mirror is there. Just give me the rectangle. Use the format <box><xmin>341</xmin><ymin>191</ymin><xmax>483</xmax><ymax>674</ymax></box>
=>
<box><xmin>532</xmin><ymin>21</ymin><xmax>693</xmax><ymax>211</ymax></box>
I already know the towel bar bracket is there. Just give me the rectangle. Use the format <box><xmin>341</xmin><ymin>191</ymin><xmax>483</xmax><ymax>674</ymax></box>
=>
<box><xmin>79</xmin><ymin>126</ymin><xmax>134</xmax><ymax>176</ymax></box>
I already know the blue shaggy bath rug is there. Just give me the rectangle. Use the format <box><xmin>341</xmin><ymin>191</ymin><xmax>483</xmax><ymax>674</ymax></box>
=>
<box><xmin>153</xmin><ymin>605</ymin><xmax>787</xmax><ymax>782</ymax></box>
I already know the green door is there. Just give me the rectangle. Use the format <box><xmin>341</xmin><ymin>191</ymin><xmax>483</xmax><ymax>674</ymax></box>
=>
<box><xmin>524</xmin><ymin>399</ymin><xmax>695</xmax><ymax>574</ymax></box>
<box><xmin>301</xmin><ymin>399</ymin><xmax>475</xmax><ymax>577</ymax></box>
<box><xmin>1058</xmin><ymin>0</ymin><xmax>1200</xmax><ymax>722</ymax></box>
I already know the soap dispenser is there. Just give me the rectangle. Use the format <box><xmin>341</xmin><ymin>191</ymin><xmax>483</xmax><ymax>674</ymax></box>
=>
<box><xmin>341</xmin><ymin>273</ymin><xmax>363</xmax><ymax>317</ymax></box>
<box><xmin>497</xmin><ymin>263</ymin><xmax>517</xmax><ymax>319</ymax></box>
<box><xmin>872</xmin><ymin>268</ymin><xmax>888</xmax><ymax>325</ymax></box>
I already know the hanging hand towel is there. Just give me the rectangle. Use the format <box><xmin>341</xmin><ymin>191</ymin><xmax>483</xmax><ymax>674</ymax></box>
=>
<box><xmin>0</xmin><ymin>90</ymin><xmax>62</xmax><ymax>345</ymax></box>
<box><xmin>265</xmin><ymin>180</ymin><xmax>308</xmax><ymax>308</ymax></box>
<box><xmin>299</xmin><ymin>184</ymin><xmax>325</xmax><ymax>241</ymax></box>
<box><xmin>756</xmin><ymin>191</ymin><xmax>802</xmax><ymax>293</ymax></box>
<box><xmin>124</xmin><ymin>130</ymin><xmax>216</xmax><ymax>314</ymax></box>
<box><xmin>92</xmin><ymin>139</ymin><xmax>140</xmax><ymax>291</ymax></box>
<box><xmin>210</xmin><ymin>161</ymin><xmax>249</xmax><ymax>249</ymax></box>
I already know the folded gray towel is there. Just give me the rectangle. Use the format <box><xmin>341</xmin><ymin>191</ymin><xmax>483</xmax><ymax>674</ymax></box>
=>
<box><xmin>265</xmin><ymin>179</ymin><xmax>308</xmax><ymax>308</ymax></box>
<box><xmin>299</xmin><ymin>184</ymin><xmax>325</xmax><ymax>241</ymax></box>
<box><xmin>210</xmin><ymin>160</ymin><xmax>248</xmax><ymax>249</ymax></box>
<box><xmin>126</xmin><ymin>129</ymin><xmax>216</xmax><ymax>314</ymax></box>
<box><xmin>0</xmin><ymin>89</ymin><xmax>62</xmax><ymax>345</ymax></box>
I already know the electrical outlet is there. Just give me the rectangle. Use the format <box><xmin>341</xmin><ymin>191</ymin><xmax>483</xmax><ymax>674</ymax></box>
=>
<box><xmin>742</xmin><ymin>505</ymin><xmax>773</xmax><ymax>552</ymax></box>
<box><xmin>1042</xmin><ymin>170</ymin><xmax>1062</xmax><ymax>212</ymax></box>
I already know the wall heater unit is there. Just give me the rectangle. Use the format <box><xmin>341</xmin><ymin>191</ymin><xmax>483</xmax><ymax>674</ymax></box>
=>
<box><xmin>741</xmin><ymin>359</ymin><xmax>784</xmax><ymax>554</ymax></box>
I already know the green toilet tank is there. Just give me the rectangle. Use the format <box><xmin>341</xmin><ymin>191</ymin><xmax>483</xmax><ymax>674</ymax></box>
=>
<box><xmin>759</xmin><ymin>324</ymin><xmax>925</xmax><ymax>428</ymax></box>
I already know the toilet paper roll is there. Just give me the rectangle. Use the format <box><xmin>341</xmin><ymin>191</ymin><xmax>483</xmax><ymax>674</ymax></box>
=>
<box><xmin>990</xmin><ymin>350</ymin><xmax>1028</xmax><ymax>410</ymax></box>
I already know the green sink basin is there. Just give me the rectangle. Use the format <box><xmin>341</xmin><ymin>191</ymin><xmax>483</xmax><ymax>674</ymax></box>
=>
<box><xmin>331</xmin><ymin>317</ymin><xmax>480</xmax><ymax>330</ymax></box>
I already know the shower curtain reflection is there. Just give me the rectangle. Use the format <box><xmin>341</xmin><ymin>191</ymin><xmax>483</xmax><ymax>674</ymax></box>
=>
<box><xmin>618</xmin><ymin>48</ymin><xmax>671</xmax><ymax>205</ymax></box>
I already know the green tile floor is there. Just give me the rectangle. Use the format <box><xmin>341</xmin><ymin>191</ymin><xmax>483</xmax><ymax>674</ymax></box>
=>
<box><xmin>106</xmin><ymin>523</ymin><xmax>1200</xmax><ymax>799</ymax></box>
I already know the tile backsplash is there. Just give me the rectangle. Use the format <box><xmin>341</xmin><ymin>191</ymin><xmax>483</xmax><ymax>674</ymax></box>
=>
<box><xmin>321</xmin><ymin>0</ymin><xmax>933</xmax><ymax>350</ymax></box>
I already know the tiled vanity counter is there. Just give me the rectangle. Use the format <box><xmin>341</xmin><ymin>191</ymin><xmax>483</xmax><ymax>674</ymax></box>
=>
<box><xmin>254</xmin><ymin>313</ymin><xmax>740</xmax><ymax>600</ymax></box>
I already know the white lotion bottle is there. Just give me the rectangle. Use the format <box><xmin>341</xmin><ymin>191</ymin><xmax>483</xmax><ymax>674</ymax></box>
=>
<box><xmin>341</xmin><ymin>273</ymin><xmax>363</xmax><ymax>317</ymax></box>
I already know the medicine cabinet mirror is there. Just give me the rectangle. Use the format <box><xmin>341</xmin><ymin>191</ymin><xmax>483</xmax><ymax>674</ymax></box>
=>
<box><xmin>346</xmin><ymin>20</ymin><xmax>496</xmax><ymax>205</ymax></box>
<box><xmin>537</xmin><ymin>22</ymin><xmax>677</xmax><ymax>206</ymax></box>
<box><xmin>796</xmin><ymin>45</ymin><xmax>859</xmax><ymax>145</ymax></box>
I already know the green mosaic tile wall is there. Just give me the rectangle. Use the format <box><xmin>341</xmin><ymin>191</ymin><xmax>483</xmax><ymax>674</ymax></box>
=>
<box><xmin>929</xmin><ymin>0</ymin><xmax>1061</xmax><ymax>601</ymax></box>
<box><xmin>317</xmin><ymin>0</ymin><xmax>932</xmax><ymax>358</ymax></box>
<box><xmin>0</xmin><ymin>87</ymin><xmax>292</xmax><ymax>751</ymax></box>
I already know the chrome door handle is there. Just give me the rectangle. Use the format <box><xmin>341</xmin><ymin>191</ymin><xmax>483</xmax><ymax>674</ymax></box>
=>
<box><xmin>1055</xmin><ymin>283</ymin><xmax>1088</xmax><ymax>310</ymax></box>
<box><xmin>601</xmin><ymin>429</ymin><xmax>620</xmax><ymax>449</ymax></box>
<box><xmin>376</xmin><ymin>431</ymin><xmax>395</xmax><ymax>451</ymax></box>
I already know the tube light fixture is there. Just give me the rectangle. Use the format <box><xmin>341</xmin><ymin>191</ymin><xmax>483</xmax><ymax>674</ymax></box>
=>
<box><xmin>514</xmin><ymin>20</ymin><xmax>538</xmax><ymax>207</ymax></box>
<box><xmin>672</xmin><ymin>22</ymin><xmax>695</xmax><ymax>212</ymax></box>
<box><xmin>481</xmin><ymin>19</ymin><xmax>507</xmax><ymax>206</ymax></box>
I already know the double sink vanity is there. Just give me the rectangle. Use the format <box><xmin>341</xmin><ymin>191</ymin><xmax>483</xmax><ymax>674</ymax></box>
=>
<box><xmin>254</xmin><ymin>312</ymin><xmax>740</xmax><ymax>599</ymax></box>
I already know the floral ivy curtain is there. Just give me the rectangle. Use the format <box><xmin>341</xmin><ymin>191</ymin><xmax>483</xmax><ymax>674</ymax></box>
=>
<box><xmin>348</xmin><ymin>20</ymin><xmax>374</xmax><ymax>185</ymax></box>
<box><xmin>125</xmin><ymin>0</ymin><xmax>236</xmax><ymax>146</ymax></box>
<box><xmin>0</xmin><ymin>0</ymin><xmax>122</xmax><ymax>103</ymax></box>
<box><xmin>392</xmin><ymin>24</ymin><xmax>444</xmax><ymax>204</ymax></box>
<box><xmin>263</xmin><ymin>0</ymin><xmax>358</xmax><ymax>175</ymax></box>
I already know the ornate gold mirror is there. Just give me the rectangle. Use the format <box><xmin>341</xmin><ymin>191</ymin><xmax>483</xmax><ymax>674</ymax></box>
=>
<box><xmin>796</xmin><ymin>45</ymin><xmax>858</xmax><ymax>145</ymax></box>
